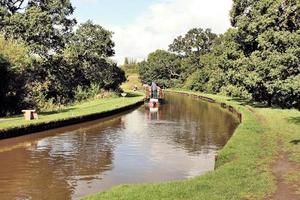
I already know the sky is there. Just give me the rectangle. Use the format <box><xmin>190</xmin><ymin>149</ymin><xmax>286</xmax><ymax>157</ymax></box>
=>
<box><xmin>72</xmin><ymin>0</ymin><xmax>233</xmax><ymax>64</ymax></box>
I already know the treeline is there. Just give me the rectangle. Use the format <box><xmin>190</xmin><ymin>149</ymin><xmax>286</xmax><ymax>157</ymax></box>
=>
<box><xmin>0</xmin><ymin>0</ymin><xmax>126</xmax><ymax>116</ymax></box>
<box><xmin>138</xmin><ymin>0</ymin><xmax>300</xmax><ymax>108</ymax></box>
<box><xmin>122</xmin><ymin>57</ymin><xmax>138</xmax><ymax>74</ymax></box>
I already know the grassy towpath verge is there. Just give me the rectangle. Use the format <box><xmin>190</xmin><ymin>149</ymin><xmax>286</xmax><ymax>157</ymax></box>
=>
<box><xmin>0</xmin><ymin>92</ymin><xmax>144</xmax><ymax>134</ymax></box>
<box><xmin>83</xmin><ymin>89</ymin><xmax>300</xmax><ymax>200</ymax></box>
<box><xmin>121</xmin><ymin>73</ymin><xmax>143</xmax><ymax>91</ymax></box>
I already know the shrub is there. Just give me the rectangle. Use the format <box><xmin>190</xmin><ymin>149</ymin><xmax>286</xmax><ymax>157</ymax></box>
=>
<box><xmin>219</xmin><ymin>84</ymin><xmax>252</xmax><ymax>99</ymax></box>
<box><xmin>0</xmin><ymin>55</ymin><xmax>25</xmax><ymax>116</ymax></box>
<box><xmin>183</xmin><ymin>70</ymin><xmax>209</xmax><ymax>92</ymax></box>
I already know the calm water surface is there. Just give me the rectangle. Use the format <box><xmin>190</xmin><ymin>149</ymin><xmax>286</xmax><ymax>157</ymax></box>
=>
<box><xmin>0</xmin><ymin>93</ymin><xmax>238</xmax><ymax>199</ymax></box>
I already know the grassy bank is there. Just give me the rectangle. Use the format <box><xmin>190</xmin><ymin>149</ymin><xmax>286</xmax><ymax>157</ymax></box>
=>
<box><xmin>121</xmin><ymin>73</ymin><xmax>143</xmax><ymax>91</ymax></box>
<box><xmin>0</xmin><ymin>92</ymin><xmax>144</xmax><ymax>132</ymax></box>
<box><xmin>83</xmin><ymin>89</ymin><xmax>300</xmax><ymax>200</ymax></box>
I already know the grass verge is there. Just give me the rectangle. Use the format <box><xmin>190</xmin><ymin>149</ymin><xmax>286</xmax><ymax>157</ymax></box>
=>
<box><xmin>83</xmin><ymin>89</ymin><xmax>300</xmax><ymax>200</ymax></box>
<box><xmin>121</xmin><ymin>73</ymin><xmax>143</xmax><ymax>91</ymax></box>
<box><xmin>0</xmin><ymin>92</ymin><xmax>144</xmax><ymax>132</ymax></box>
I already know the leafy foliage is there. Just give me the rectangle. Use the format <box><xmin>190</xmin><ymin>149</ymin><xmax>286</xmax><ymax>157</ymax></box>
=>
<box><xmin>140</xmin><ymin>0</ymin><xmax>300</xmax><ymax>108</ymax></box>
<box><xmin>0</xmin><ymin>54</ymin><xmax>25</xmax><ymax>115</ymax></box>
<box><xmin>227</xmin><ymin>0</ymin><xmax>300</xmax><ymax>107</ymax></box>
<box><xmin>138</xmin><ymin>50</ymin><xmax>181</xmax><ymax>87</ymax></box>
<box><xmin>1</xmin><ymin>0</ymin><xmax>76</xmax><ymax>56</ymax></box>
<box><xmin>66</xmin><ymin>20</ymin><xmax>114</xmax><ymax>59</ymax></box>
<box><xmin>74</xmin><ymin>83</ymin><xmax>101</xmax><ymax>103</ymax></box>
<box><xmin>64</xmin><ymin>21</ymin><xmax>126</xmax><ymax>91</ymax></box>
<box><xmin>169</xmin><ymin>28</ymin><xmax>217</xmax><ymax>70</ymax></box>
<box><xmin>169</xmin><ymin>28</ymin><xmax>217</xmax><ymax>59</ymax></box>
<box><xmin>0</xmin><ymin>34</ymin><xmax>30</xmax><ymax>69</ymax></box>
<box><xmin>139</xmin><ymin>28</ymin><xmax>218</xmax><ymax>88</ymax></box>
<box><xmin>0</xmin><ymin>3</ymin><xmax>126</xmax><ymax>116</ymax></box>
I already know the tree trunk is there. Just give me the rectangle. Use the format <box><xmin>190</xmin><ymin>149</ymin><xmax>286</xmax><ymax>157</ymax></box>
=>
<box><xmin>267</xmin><ymin>95</ymin><xmax>272</xmax><ymax>107</ymax></box>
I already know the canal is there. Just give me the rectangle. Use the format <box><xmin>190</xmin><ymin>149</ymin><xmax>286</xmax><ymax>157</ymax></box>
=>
<box><xmin>0</xmin><ymin>93</ymin><xmax>238</xmax><ymax>199</ymax></box>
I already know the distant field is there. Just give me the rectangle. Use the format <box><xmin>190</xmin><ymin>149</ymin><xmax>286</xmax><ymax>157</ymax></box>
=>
<box><xmin>121</xmin><ymin>73</ymin><xmax>143</xmax><ymax>91</ymax></box>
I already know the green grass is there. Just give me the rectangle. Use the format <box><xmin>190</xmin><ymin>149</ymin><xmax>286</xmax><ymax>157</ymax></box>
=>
<box><xmin>0</xmin><ymin>92</ymin><xmax>144</xmax><ymax>131</ymax></box>
<box><xmin>82</xmin><ymin>89</ymin><xmax>300</xmax><ymax>200</ymax></box>
<box><xmin>121</xmin><ymin>73</ymin><xmax>143</xmax><ymax>91</ymax></box>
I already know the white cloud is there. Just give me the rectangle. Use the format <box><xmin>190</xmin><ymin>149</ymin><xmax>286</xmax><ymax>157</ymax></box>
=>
<box><xmin>107</xmin><ymin>0</ymin><xmax>233</xmax><ymax>64</ymax></box>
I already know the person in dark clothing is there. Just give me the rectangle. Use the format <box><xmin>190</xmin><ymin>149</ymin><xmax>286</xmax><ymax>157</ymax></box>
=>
<box><xmin>151</xmin><ymin>82</ymin><xmax>157</xmax><ymax>98</ymax></box>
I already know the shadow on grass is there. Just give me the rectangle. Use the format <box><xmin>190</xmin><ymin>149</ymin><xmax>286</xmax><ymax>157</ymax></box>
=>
<box><xmin>288</xmin><ymin>117</ymin><xmax>300</xmax><ymax>125</ymax></box>
<box><xmin>229</xmin><ymin>97</ymin><xmax>270</xmax><ymax>108</ymax></box>
<box><xmin>41</xmin><ymin>108</ymin><xmax>76</xmax><ymax>115</ymax></box>
<box><xmin>123</xmin><ymin>92</ymin><xmax>143</xmax><ymax>98</ymax></box>
<box><xmin>290</xmin><ymin>139</ymin><xmax>300</xmax><ymax>145</ymax></box>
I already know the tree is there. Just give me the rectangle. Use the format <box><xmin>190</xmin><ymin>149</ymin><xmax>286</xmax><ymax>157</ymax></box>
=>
<box><xmin>1</xmin><ymin>0</ymin><xmax>76</xmax><ymax>56</ymax></box>
<box><xmin>0</xmin><ymin>54</ymin><xmax>25</xmax><ymax>116</ymax></box>
<box><xmin>64</xmin><ymin>21</ymin><xmax>125</xmax><ymax>91</ymax></box>
<box><xmin>138</xmin><ymin>50</ymin><xmax>181</xmax><ymax>87</ymax></box>
<box><xmin>0</xmin><ymin>2</ymin><xmax>128</xmax><ymax>113</ymax></box>
<box><xmin>228</xmin><ymin>0</ymin><xmax>300</xmax><ymax>107</ymax></box>
<box><xmin>23</xmin><ymin>21</ymin><xmax>125</xmax><ymax>107</ymax></box>
<box><xmin>169</xmin><ymin>28</ymin><xmax>217</xmax><ymax>67</ymax></box>
<box><xmin>0</xmin><ymin>55</ymin><xmax>12</xmax><ymax>115</ymax></box>
<box><xmin>66</xmin><ymin>20</ymin><xmax>114</xmax><ymax>59</ymax></box>
<box><xmin>0</xmin><ymin>34</ymin><xmax>30</xmax><ymax>69</ymax></box>
<box><xmin>0</xmin><ymin>0</ymin><xmax>27</xmax><ymax>14</ymax></box>
<box><xmin>124</xmin><ymin>57</ymin><xmax>129</xmax><ymax>65</ymax></box>
<box><xmin>122</xmin><ymin>57</ymin><xmax>138</xmax><ymax>74</ymax></box>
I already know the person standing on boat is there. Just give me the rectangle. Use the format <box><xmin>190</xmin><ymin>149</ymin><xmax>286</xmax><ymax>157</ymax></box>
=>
<box><xmin>151</xmin><ymin>82</ymin><xmax>158</xmax><ymax>98</ymax></box>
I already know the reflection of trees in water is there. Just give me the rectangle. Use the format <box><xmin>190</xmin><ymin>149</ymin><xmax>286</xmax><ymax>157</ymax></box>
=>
<box><xmin>151</xmin><ymin>94</ymin><xmax>238</xmax><ymax>153</ymax></box>
<box><xmin>0</xmin><ymin>117</ymin><xmax>123</xmax><ymax>200</ymax></box>
<box><xmin>0</xmin><ymin>94</ymin><xmax>238</xmax><ymax>199</ymax></box>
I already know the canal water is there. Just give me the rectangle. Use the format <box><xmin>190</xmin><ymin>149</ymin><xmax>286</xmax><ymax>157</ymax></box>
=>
<box><xmin>0</xmin><ymin>93</ymin><xmax>238</xmax><ymax>200</ymax></box>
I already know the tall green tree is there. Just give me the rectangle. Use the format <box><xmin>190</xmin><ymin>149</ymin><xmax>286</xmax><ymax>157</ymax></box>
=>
<box><xmin>169</xmin><ymin>28</ymin><xmax>217</xmax><ymax>58</ymax></box>
<box><xmin>1</xmin><ymin>0</ymin><xmax>76</xmax><ymax>56</ymax></box>
<box><xmin>65</xmin><ymin>21</ymin><xmax>125</xmax><ymax>91</ymax></box>
<box><xmin>0</xmin><ymin>34</ymin><xmax>30</xmax><ymax>69</ymax></box>
<box><xmin>204</xmin><ymin>28</ymin><xmax>252</xmax><ymax>98</ymax></box>
<box><xmin>138</xmin><ymin>50</ymin><xmax>181</xmax><ymax>87</ymax></box>
<box><xmin>122</xmin><ymin>57</ymin><xmax>138</xmax><ymax>74</ymax></box>
<box><xmin>0</xmin><ymin>54</ymin><xmax>25</xmax><ymax>116</ymax></box>
<box><xmin>228</xmin><ymin>0</ymin><xmax>300</xmax><ymax>107</ymax></box>
<box><xmin>169</xmin><ymin>28</ymin><xmax>217</xmax><ymax>67</ymax></box>
<box><xmin>124</xmin><ymin>57</ymin><xmax>129</xmax><ymax>65</ymax></box>
<box><xmin>66</xmin><ymin>20</ymin><xmax>114</xmax><ymax>59</ymax></box>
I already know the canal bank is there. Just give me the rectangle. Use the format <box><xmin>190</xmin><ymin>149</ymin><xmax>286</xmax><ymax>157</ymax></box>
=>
<box><xmin>84</xmin><ymin>89</ymin><xmax>300</xmax><ymax>200</ymax></box>
<box><xmin>0</xmin><ymin>92</ymin><xmax>238</xmax><ymax>199</ymax></box>
<box><xmin>0</xmin><ymin>93</ymin><xmax>145</xmax><ymax>139</ymax></box>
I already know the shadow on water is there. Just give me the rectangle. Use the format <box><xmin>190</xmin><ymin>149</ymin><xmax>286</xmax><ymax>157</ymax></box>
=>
<box><xmin>0</xmin><ymin>92</ymin><xmax>238</xmax><ymax>200</ymax></box>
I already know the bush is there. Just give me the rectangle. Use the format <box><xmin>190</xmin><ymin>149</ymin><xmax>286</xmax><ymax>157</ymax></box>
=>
<box><xmin>74</xmin><ymin>83</ymin><xmax>101</xmax><ymax>103</ymax></box>
<box><xmin>183</xmin><ymin>70</ymin><xmax>209</xmax><ymax>92</ymax></box>
<box><xmin>219</xmin><ymin>84</ymin><xmax>252</xmax><ymax>99</ymax></box>
<box><xmin>35</xmin><ymin>94</ymin><xmax>64</xmax><ymax>112</ymax></box>
<box><xmin>0</xmin><ymin>55</ymin><xmax>25</xmax><ymax>116</ymax></box>
<box><xmin>155</xmin><ymin>79</ymin><xmax>177</xmax><ymax>88</ymax></box>
<box><xmin>270</xmin><ymin>76</ymin><xmax>300</xmax><ymax>108</ymax></box>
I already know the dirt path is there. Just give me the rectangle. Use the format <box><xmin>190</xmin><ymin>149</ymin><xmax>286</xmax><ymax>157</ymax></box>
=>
<box><xmin>266</xmin><ymin>152</ymin><xmax>300</xmax><ymax>200</ymax></box>
<box><xmin>247</xmin><ymin>106</ymin><xmax>300</xmax><ymax>200</ymax></box>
